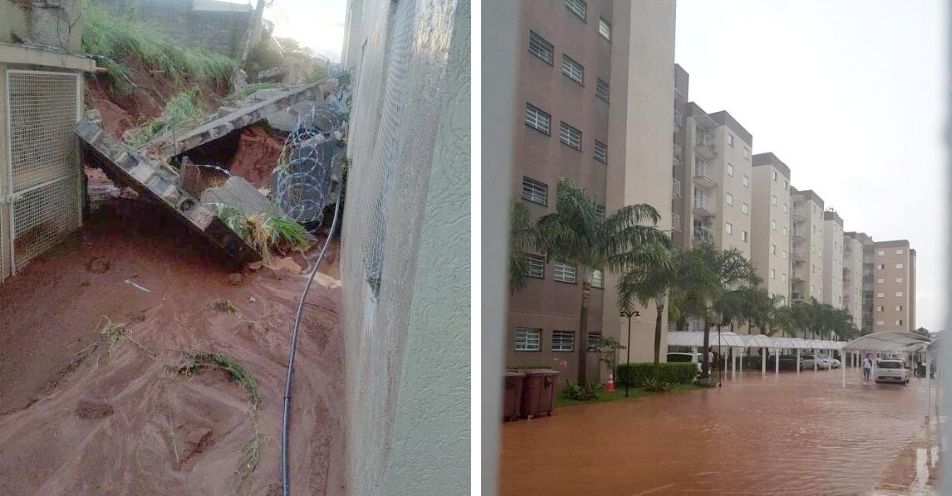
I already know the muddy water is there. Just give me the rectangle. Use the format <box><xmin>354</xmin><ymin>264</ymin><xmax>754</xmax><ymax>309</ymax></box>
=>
<box><xmin>501</xmin><ymin>371</ymin><xmax>939</xmax><ymax>496</ymax></box>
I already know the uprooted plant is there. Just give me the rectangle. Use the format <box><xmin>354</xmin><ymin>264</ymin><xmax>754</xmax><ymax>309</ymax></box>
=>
<box><xmin>176</xmin><ymin>352</ymin><xmax>262</xmax><ymax>410</ymax></box>
<box><xmin>124</xmin><ymin>89</ymin><xmax>206</xmax><ymax>148</ymax></box>
<box><xmin>210</xmin><ymin>203</ymin><xmax>314</xmax><ymax>262</ymax></box>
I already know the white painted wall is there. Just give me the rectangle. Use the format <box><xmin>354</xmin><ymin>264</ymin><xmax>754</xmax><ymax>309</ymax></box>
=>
<box><xmin>341</xmin><ymin>0</ymin><xmax>469</xmax><ymax>493</ymax></box>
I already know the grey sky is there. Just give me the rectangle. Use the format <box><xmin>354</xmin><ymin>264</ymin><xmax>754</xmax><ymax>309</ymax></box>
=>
<box><xmin>676</xmin><ymin>0</ymin><xmax>947</xmax><ymax>332</ymax></box>
<box><xmin>265</xmin><ymin>0</ymin><xmax>346</xmax><ymax>61</ymax></box>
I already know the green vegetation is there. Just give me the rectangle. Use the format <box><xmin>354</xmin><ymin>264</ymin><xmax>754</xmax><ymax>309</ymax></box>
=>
<box><xmin>615</xmin><ymin>362</ymin><xmax>698</xmax><ymax>388</ymax></box>
<box><xmin>560</xmin><ymin>380</ymin><xmax>603</xmax><ymax>402</ymax></box>
<box><xmin>510</xmin><ymin>178</ymin><xmax>669</xmax><ymax>383</ymax></box>
<box><xmin>211</xmin><ymin>203</ymin><xmax>313</xmax><ymax>258</ymax></box>
<box><xmin>556</xmin><ymin>383</ymin><xmax>699</xmax><ymax>408</ymax></box>
<box><xmin>208</xmin><ymin>298</ymin><xmax>241</xmax><ymax>314</ymax></box>
<box><xmin>124</xmin><ymin>90</ymin><xmax>205</xmax><ymax>147</ymax></box>
<box><xmin>178</xmin><ymin>353</ymin><xmax>261</xmax><ymax>410</ymax></box>
<box><xmin>82</xmin><ymin>1</ymin><xmax>236</xmax><ymax>91</ymax></box>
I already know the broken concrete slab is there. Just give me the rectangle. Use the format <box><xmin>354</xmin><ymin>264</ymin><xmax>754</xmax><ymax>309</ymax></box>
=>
<box><xmin>201</xmin><ymin>176</ymin><xmax>271</xmax><ymax>219</ymax></box>
<box><xmin>75</xmin><ymin>119</ymin><xmax>261</xmax><ymax>265</ymax></box>
<box><xmin>141</xmin><ymin>73</ymin><xmax>350</xmax><ymax>162</ymax></box>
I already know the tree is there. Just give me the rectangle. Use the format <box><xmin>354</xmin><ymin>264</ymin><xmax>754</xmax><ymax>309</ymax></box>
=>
<box><xmin>668</xmin><ymin>242</ymin><xmax>757</xmax><ymax>379</ymax></box>
<box><xmin>536</xmin><ymin>178</ymin><xmax>669</xmax><ymax>383</ymax></box>
<box><xmin>914</xmin><ymin>327</ymin><xmax>931</xmax><ymax>338</ymax></box>
<box><xmin>508</xmin><ymin>201</ymin><xmax>537</xmax><ymax>294</ymax></box>
<box><xmin>234</xmin><ymin>0</ymin><xmax>269</xmax><ymax>85</ymax></box>
<box><xmin>617</xmin><ymin>243</ymin><xmax>674</xmax><ymax>365</ymax></box>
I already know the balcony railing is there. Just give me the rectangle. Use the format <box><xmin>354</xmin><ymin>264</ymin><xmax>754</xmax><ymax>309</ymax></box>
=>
<box><xmin>694</xmin><ymin>131</ymin><xmax>716</xmax><ymax>158</ymax></box>
<box><xmin>693</xmin><ymin>160</ymin><xmax>717</xmax><ymax>189</ymax></box>
<box><xmin>673</xmin><ymin>143</ymin><xmax>683</xmax><ymax>161</ymax></box>
<box><xmin>692</xmin><ymin>193</ymin><xmax>715</xmax><ymax>217</ymax></box>
<box><xmin>672</xmin><ymin>213</ymin><xmax>681</xmax><ymax>232</ymax></box>
<box><xmin>672</xmin><ymin>177</ymin><xmax>682</xmax><ymax>198</ymax></box>
<box><xmin>693</xmin><ymin>224</ymin><xmax>713</xmax><ymax>244</ymax></box>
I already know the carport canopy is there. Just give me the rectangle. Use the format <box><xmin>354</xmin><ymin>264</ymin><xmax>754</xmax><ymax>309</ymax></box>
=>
<box><xmin>666</xmin><ymin>331</ymin><xmax>844</xmax><ymax>351</ymax></box>
<box><xmin>841</xmin><ymin>331</ymin><xmax>931</xmax><ymax>353</ymax></box>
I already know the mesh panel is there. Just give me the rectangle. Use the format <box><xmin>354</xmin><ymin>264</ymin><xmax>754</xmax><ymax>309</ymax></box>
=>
<box><xmin>12</xmin><ymin>176</ymin><xmax>80</xmax><ymax>270</ymax></box>
<box><xmin>7</xmin><ymin>72</ymin><xmax>79</xmax><ymax>192</ymax></box>
<box><xmin>6</xmin><ymin>70</ymin><xmax>81</xmax><ymax>272</ymax></box>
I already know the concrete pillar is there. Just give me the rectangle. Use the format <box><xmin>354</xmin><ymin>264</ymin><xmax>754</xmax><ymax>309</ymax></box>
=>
<box><xmin>796</xmin><ymin>348</ymin><xmax>801</xmax><ymax>373</ymax></box>
<box><xmin>842</xmin><ymin>352</ymin><xmax>847</xmax><ymax>387</ymax></box>
<box><xmin>775</xmin><ymin>349</ymin><xmax>780</xmax><ymax>374</ymax></box>
<box><xmin>813</xmin><ymin>349</ymin><xmax>818</xmax><ymax>372</ymax></box>
<box><xmin>761</xmin><ymin>348</ymin><xmax>766</xmax><ymax>376</ymax></box>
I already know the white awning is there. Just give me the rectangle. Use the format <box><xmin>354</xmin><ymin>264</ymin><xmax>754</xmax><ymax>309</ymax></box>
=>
<box><xmin>666</xmin><ymin>332</ymin><xmax>845</xmax><ymax>351</ymax></box>
<box><xmin>841</xmin><ymin>331</ymin><xmax>932</xmax><ymax>353</ymax></box>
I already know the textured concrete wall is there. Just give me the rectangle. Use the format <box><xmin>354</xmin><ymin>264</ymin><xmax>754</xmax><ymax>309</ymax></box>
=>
<box><xmin>341</xmin><ymin>0</ymin><xmax>469</xmax><ymax>494</ymax></box>
<box><xmin>0</xmin><ymin>0</ymin><xmax>83</xmax><ymax>53</ymax></box>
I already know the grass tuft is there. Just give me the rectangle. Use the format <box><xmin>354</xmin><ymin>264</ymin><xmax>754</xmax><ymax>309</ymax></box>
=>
<box><xmin>209</xmin><ymin>203</ymin><xmax>314</xmax><ymax>259</ymax></box>
<box><xmin>208</xmin><ymin>298</ymin><xmax>241</xmax><ymax>314</ymax></box>
<box><xmin>177</xmin><ymin>353</ymin><xmax>261</xmax><ymax>410</ymax></box>
<box><xmin>125</xmin><ymin>89</ymin><xmax>205</xmax><ymax>147</ymax></box>
<box><xmin>224</xmin><ymin>82</ymin><xmax>283</xmax><ymax>104</ymax></box>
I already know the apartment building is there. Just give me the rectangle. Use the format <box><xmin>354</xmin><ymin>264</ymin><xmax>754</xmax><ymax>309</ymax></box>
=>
<box><xmin>857</xmin><ymin>232</ymin><xmax>876</xmax><ymax>331</ymax></box>
<box><xmin>870</xmin><ymin>240</ymin><xmax>917</xmax><ymax>332</ymax></box>
<box><xmin>822</xmin><ymin>210</ymin><xmax>844</xmax><ymax>308</ymax></box>
<box><xmin>506</xmin><ymin>0</ymin><xmax>677</xmax><ymax>381</ymax></box>
<box><xmin>750</xmin><ymin>153</ymin><xmax>792</xmax><ymax>303</ymax></box>
<box><xmin>789</xmin><ymin>188</ymin><xmax>825</xmax><ymax>303</ymax></box>
<box><xmin>672</xmin><ymin>98</ymin><xmax>754</xmax><ymax>257</ymax></box>
<box><xmin>842</xmin><ymin>232</ymin><xmax>865</xmax><ymax>328</ymax></box>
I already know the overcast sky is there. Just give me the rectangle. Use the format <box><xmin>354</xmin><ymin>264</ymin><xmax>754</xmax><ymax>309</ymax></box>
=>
<box><xmin>676</xmin><ymin>0</ymin><xmax>948</xmax><ymax>332</ymax></box>
<box><xmin>264</xmin><ymin>0</ymin><xmax>346</xmax><ymax>61</ymax></box>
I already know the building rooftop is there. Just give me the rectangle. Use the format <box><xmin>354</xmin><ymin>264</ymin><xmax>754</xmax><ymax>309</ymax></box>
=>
<box><xmin>752</xmin><ymin>152</ymin><xmax>791</xmax><ymax>178</ymax></box>
<box><xmin>792</xmin><ymin>188</ymin><xmax>825</xmax><ymax>209</ymax></box>
<box><xmin>709</xmin><ymin>110</ymin><xmax>753</xmax><ymax>146</ymax></box>
<box><xmin>823</xmin><ymin>209</ymin><xmax>843</xmax><ymax>226</ymax></box>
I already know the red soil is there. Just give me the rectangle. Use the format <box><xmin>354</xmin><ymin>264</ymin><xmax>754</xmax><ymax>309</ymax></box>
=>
<box><xmin>227</xmin><ymin>125</ymin><xmax>287</xmax><ymax>189</ymax></box>
<box><xmin>0</xmin><ymin>199</ymin><xmax>346</xmax><ymax>495</ymax></box>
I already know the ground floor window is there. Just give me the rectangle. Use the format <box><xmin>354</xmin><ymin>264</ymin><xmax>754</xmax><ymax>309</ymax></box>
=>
<box><xmin>515</xmin><ymin>327</ymin><xmax>542</xmax><ymax>352</ymax></box>
<box><xmin>552</xmin><ymin>330</ymin><xmax>575</xmax><ymax>352</ymax></box>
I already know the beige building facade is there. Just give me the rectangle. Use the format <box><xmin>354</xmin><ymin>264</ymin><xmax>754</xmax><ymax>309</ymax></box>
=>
<box><xmin>842</xmin><ymin>232</ymin><xmax>865</xmax><ymax>328</ymax></box>
<box><xmin>505</xmin><ymin>0</ymin><xmax>677</xmax><ymax>381</ymax></box>
<box><xmin>822</xmin><ymin>210</ymin><xmax>844</xmax><ymax>308</ymax></box>
<box><xmin>870</xmin><ymin>240</ymin><xmax>917</xmax><ymax>332</ymax></box>
<box><xmin>751</xmin><ymin>153</ymin><xmax>792</xmax><ymax>303</ymax></box>
<box><xmin>790</xmin><ymin>188</ymin><xmax>825</xmax><ymax>303</ymax></box>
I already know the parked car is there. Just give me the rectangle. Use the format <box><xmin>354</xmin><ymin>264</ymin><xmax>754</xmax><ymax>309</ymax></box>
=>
<box><xmin>667</xmin><ymin>352</ymin><xmax>703</xmax><ymax>372</ymax></box>
<box><xmin>829</xmin><ymin>358</ymin><xmax>841</xmax><ymax>369</ymax></box>
<box><xmin>801</xmin><ymin>355</ymin><xmax>831</xmax><ymax>370</ymax></box>
<box><xmin>767</xmin><ymin>355</ymin><xmax>802</xmax><ymax>371</ymax></box>
<box><xmin>816</xmin><ymin>354</ymin><xmax>836</xmax><ymax>369</ymax></box>
<box><xmin>874</xmin><ymin>359</ymin><xmax>910</xmax><ymax>384</ymax></box>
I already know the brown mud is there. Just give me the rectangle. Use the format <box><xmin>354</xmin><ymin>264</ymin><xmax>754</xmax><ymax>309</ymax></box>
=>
<box><xmin>0</xmin><ymin>198</ymin><xmax>345</xmax><ymax>495</ymax></box>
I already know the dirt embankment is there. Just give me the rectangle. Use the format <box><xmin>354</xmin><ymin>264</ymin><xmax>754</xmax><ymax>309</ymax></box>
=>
<box><xmin>0</xmin><ymin>199</ymin><xmax>345</xmax><ymax>495</ymax></box>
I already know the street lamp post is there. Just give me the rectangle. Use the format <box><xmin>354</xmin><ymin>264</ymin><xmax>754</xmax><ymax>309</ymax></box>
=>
<box><xmin>620</xmin><ymin>309</ymin><xmax>640</xmax><ymax>397</ymax></box>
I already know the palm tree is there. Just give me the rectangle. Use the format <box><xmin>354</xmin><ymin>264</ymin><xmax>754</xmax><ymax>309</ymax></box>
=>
<box><xmin>536</xmin><ymin>178</ymin><xmax>669</xmax><ymax>383</ymax></box>
<box><xmin>617</xmin><ymin>243</ymin><xmax>673</xmax><ymax>366</ymax></box>
<box><xmin>508</xmin><ymin>201</ymin><xmax>537</xmax><ymax>294</ymax></box>
<box><xmin>669</xmin><ymin>242</ymin><xmax>757</xmax><ymax>379</ymax></box>
<box><xmin>766</xmin><ymin>299</ymin><xmax>795</xmax><ymax>337</ymax></box>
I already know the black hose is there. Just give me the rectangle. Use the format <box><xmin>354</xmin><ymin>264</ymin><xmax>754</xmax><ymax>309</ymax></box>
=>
<box><xmin>281</xmin><ymin>183</ymin><xmax>343</xmax><ymax>496</ymax></box>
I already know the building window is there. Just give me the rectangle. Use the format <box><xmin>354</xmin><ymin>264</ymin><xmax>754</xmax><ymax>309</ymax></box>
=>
<box><xmin>877</xmin><ymin>292</ymin><xmax>885</xmax><ymax>298</ymax></box>
<box><xmin>725</xmin><ymin>222</ymin><xmax>733</xmax><ymax>235</ymax></box>
<box><xmin>783</xmin><ymin>226</ymin><xmax>788</xmax><ymax>235</ymax></box>
<box><xmin>896</xmin><ymin>263</ymin><xmax>904</xmax><ymax>269</ymax></box>
<box><xmin>591</xmin><ymin>268</ymin><xmax>604</xmax><ymax>288</ymax></box>
<box><xmin>521</xmin><ymin>177</ymin><xmax>548</xmax><ymax>205</ymax></box>
<box><xmin>565</xmin><ymin>0</ymin><xmax>586</xmax><ymax>21</ymax></box>
<box><xmin>877</xmin><ymin>278</ymin><xmax>884</xmax><ymax>284</ymax></box>
<box><xmin>770</xmin><ymin>269</ymin><xmax>776</xmax><ymax>279</ymax></box>
<box><xmin>596</xmin><ymin>78</ymin><xmax>609</xmax><ymax>103</ymax></box>
<box><xmin>896</xmin><ymin>277</ymin><xmax>904</xmax><ymax>283</ymax></box>
<box><xmin>587</xmin><ymin>332</ymin><xmax>601</xmax><ymax>352</ymax></box>
<box><xmin>552</xmin><ymin>330</ymin><xmax>576</xmax><ymax>352</ymax></box>
<box><xmin>725</xmin><ymin>192</ymin><xmax>733</xmax><ymax>206</ymax></box>
<box><xmin>876</xmin><ymin>249</ymin><xmax>885</xmax><ymax>256</ymax></box>
<box><xmin>771</xmin><ymin>244</ymin><xmax>777</xmax><ymax>255</ymax></box>
<box><xmin>743</xmin><ymin>147</ymin><xmax>751</xmax><ymax>160</ymax></box>
<box><xmin>554</xmin><ymin>261</ymin><xmax>577</xmax><ymax>283</ymax></box>
<box><xmin>562</xmin><ymin>54</ymin><xmax>584</xmax><ymax>85</ymax></box>
<box><xmin>594</xmin><ymin>140</ymin><xmax>608</xmax><ymax>163</ymax></box>
<box><xmin>877</xmin><ymin>263</ymin><xmax>885</xmax><ymax>270</ymax></box>
<box><xmin>782</xmin><ymin>250</ymin><xmax>787</xmax><ymax>260</ymax></box>
<box><xmin>772</xmin><ymin>170</ymin><xmax>778</xmax><ymax>181</ymax></box>
<box><xmin>559</xmin><ymin>121</ymin><xmax>582</xmax><ymax>150</ymax></box>
<box><xmin>877</xmin><ymin>305</ymin><xmax>884</xmax><ymax>312</ymax></box>
<box><xmin>598</xmin><ymin>18</ymin><xmax>611</xmax><ymax>41</ymax></box>
<box><xmin>741</xmin><ymin>230</ymin><xmax>748</xmax><ymax>242</ymax></box>
<box><xmin>741</xmin><ymin>203</ymin><xmax>748</xmax><ymax>214</ymax></box>
<box><xmin>526</xmin><ymin>254</ymin><xmax>545</xmax><ymax>279</ymax></box>
<box><xmin>896</xmin><ymin>305</ymin><xmax>903</xmax><ymax>312</ymax></box>
<box><xmin>727</xmin><ymin>163</ymin><xmax>734</xmax><ymax>176</ymax></box>
<box><xmin>515</xmin><ymin>327</ymin><xmax>542</xmax><ymax>352</ymax></box>
<box><xmin>727</xmin><ymin>134</ymin><xmax>734</xmax><ymax>147</ymax></box>
<box><xmin>783</xmin><ymin>203</ymin><xmax>788</xmax><ymax>213</ymax></box>
<box><xmin>742</xmin><ymin>175</ymin><xmax>749</xmax><ymax>187</ymax></box>
<box><xmin>528</xmin><ymin>31</ymin><xmax>554</xmax><ymax>64</ymax></box>
<box><xmin>771</xmin><ymin>195</ymin><xmax>778</xmax><ymax>206</ymax></box>
<box><xmin>524</xmin><ymin>103</ymin><xmax>551</xmax><ymax>135</ymax></box>
<box><xmin>895</xmin><ymin>291</ymin><xmax>904</xmax><ymax>297</ymax></box>
<box><xmin>781</xmin><ymin>273</ymin><xmax>787</xmax><ymax>282</ymax></box>
<box><xmin>896</xmin><ymin>249</ymin><xmax>904</xmax><ymax>254</ymax></box>
<box><xmin>876</xmin><ymin>320</ymin><xmax>884</xmax><ymax>326</ymax></box>
<box><xmin>812</xmin><ymin>224</ymin><xmax>816</xmax><ymax>233</ymax></box>
<box><xmin>771</xmin><ymin>219</ymin><xmax>777</xmax><ymax>231</ymax></box>
<box><xmin>783</xmin><ymin>179</ymin><xmax>788</xmax><ymax>190</ymax></box>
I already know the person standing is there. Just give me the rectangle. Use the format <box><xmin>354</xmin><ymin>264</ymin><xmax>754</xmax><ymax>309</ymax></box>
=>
<box><xmin>862</xmin><ymin>356</ymin><xmax>873</xmax><ymax>381</ymax></box>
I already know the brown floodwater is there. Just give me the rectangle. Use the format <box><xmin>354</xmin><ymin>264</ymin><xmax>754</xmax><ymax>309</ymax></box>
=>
<box><xmin>501</xmin><ymin>369</ymin><xmax>940</xmax><ymax>496</ymax></box>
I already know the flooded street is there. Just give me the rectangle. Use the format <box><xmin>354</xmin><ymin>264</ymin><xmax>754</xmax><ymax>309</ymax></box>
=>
<box><xmin>501</xmin><ymin>370</ymin><xmax>941</xmax><ymax>495</ymax></box>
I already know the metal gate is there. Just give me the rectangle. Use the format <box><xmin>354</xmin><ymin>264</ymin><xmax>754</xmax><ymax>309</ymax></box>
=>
<box><xmin>4</xmin><ymin>69</ymin><xmax>82</xmax><ymax>274</ymax></box>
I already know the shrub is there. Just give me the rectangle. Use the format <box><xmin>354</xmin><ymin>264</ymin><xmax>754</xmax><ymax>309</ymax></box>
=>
<box><xmin>642</xmin><ymin>377</ymin><xmax>672</xmax><ymax>392</ymax></box>
<box><xmin>615</xmin><ymin>362</ymin><xmax>697</xmax><ymax>388</ymax></box>
<box><xmin>124</xmin><ymin>89</ymin><xmax>205</xmax><ymax>147</ymax></box>
<box><xmin>561</xmin><ymin>380</ymin><xmax>603</xmax><ymax>401</ymax></box>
